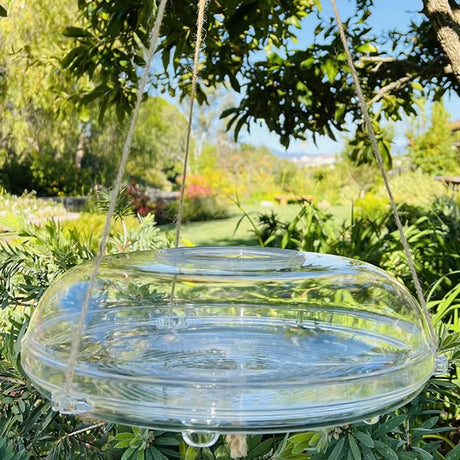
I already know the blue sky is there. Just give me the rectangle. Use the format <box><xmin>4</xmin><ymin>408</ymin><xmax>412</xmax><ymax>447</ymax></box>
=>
<box><xmin>241</xmin><ymin>0</ymin><xmax>460</xmax><ymax>156</ymax></box>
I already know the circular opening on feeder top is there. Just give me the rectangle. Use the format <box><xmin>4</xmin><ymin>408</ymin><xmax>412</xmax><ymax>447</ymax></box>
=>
<box><xmin>149</xmin><ymin>246</ymin><xmax>307</xmax><ymax>273</ymax></box>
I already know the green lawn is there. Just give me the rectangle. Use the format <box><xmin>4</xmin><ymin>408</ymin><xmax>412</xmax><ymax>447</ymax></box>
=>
<box><xmin>164</xmin><ymin>203</ymin><xmax>351</xmax><ymax>246</ymax></box>
<box><xmin>55</xmin><ymin>202</ymin><xmax>351</xmax><ymax>248</ymax></box>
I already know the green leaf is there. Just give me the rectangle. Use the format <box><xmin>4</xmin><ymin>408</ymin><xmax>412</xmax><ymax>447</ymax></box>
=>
<box><xmin>397</xmin><ymin>453</ymin><xmax>418</xmax><ymax>460</ymax></box>
<box><xmin>154</xmin><ymin>436</ymin><xmax>180</xmax><ymax>446</ymax></box>
<box><xmin>213</xmin><ymin>446</ymin><xmax>230</xmax><ymax>460</ymax></box>
<box><xmin>410</xmin><ymin>82</ymin><xmax>424</xmax><ymax>92</ymax></box>
<box><xmin>62</xmin><ymin>26</ymin><xmax>93</xmax><ymax>38</ymax></box>
<box><xmin>411</xmin><ymin>447</ymin><xmax>432</xmax><ymax>460</ymax></box>
<box><xmin>149</xmin><ymin>446</ymin><xmax>167</xmax><ymax>460</ymax></box>
<box><xmin>288</xmin><ymin>433</ymin><xmax>314</xmax><ymax>444</ymax></box>
<box><xmin>348</xmin><ymin>434</ymin><xmax>362</xmax><ymax>460</ymax></box>
<box><xmin>361</xmin><ymin>446</ymin><xmax>377</xmax><ymax>460</ymax></box>
<box><xmin>354</xmin><ymin>431</ymin><xmax>374</xmax><ymax>448</ymax></box>
<box><xmin>322</xmin><ymin>60</ymin><xmax>338</xmax><ymax>83</ymax></box>
<box><xmin>201</xmin><ymin>448</ymin><xmax>215</xmax><ymax>460</ymax></box>
<box><xmin>116</xmin><ymin>433</ymin><xmax>136</xmax><ymax>441</ymax></box>
<box><xmin>247</xmin><ymin>438</ymin><xmax>274</xmax><ymax>458</ymax></box>
<box><xmin>115</xmin><ymin>440</ymin><xmax>133</xmax><ymax>449</ymax></box>
<box><xmin>61</xmin><ymin>46</ymin><xmax>86</xmax><ymax>69</ymax></box>
<box><xmin>357</xmin><ymin>43</ymin><xmax>378</xmax><ymax>54</ymax></box>
<box><xmin>329</xmin><ymin>438</ymin><xmax>346</xmax><ymax>460</ymax></box>
<box><xmin>184</xmin><ymin>446</ymin><xmax>198</xmax><ymax>460</ymax></box>
<box><xmin>0</xmin><ymin>5</ymin><xmax>7</xmax><ymax>16</ymax></box>
<box><xmin>373</xmin><ymin>440</ymin><xmax>398</xmax><ymax>460</ymax></box>
<box><xmin>445</xmin><ymin>444</ymin><xmax>460</xmax><ymax>460</ymax></box>
<box><xmin>228</xmin><ymin>72</ymin><xmax>241</xmax><ymax>92</ymax></box>
<box><xmin>121</xmin><ymin>447</ymin><xmax>136</xmax><ymax>460</ymax></box>
<box><xmin>373</xmin><ymin>415</ymin><xmax>406</xmax><ymax>438</ymax></box>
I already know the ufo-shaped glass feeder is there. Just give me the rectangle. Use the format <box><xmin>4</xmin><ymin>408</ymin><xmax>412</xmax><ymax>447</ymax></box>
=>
<box><xmin>21</xmin><ymin>247</ymin><xmax>437</xmax><ymax>435</ymax></box>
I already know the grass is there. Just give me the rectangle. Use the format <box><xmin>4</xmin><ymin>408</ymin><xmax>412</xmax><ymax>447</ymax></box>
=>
<box><xmin>162</xmin><ymin>203</ymin><xmax>351</xmax><ymax>246</ymax></box>
<box><xmin>54</xmin><ymin>204</ymin><xmax>350</xmax><ymax>246</ymax></box>
<box><xmin>16</xmin><ymin>202</ymin><xmax>351</xmax><ymax>248</ymax></box>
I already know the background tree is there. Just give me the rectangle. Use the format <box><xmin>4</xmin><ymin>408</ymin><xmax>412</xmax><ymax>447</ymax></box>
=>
<box><xmin>126</xmin><ymin>97</ymin><xmax>188</xmax><ymax>188</ymax></box>
<box><xmin>84</xmin><ymin>97</ymin><xmax>188</xmax><ymax>190</ymax></box>
<box><xmin>407</xmin><ymin>101</ymin><xmax>460</xmax><ymax>174</ymax></box>
<box><xmin>62</xmin><ymin>0</ymin><xmax>460</xmax><ymax>162</ymax></box>
<box><xmin>0</xmin><ymin>0</ymin><xmax>90</xmax><ymax>195</ymax></box>
<box><xmin>0</xmin><ymin>1</ymin><xmax>189</xmax><ymax>196</ymax></box>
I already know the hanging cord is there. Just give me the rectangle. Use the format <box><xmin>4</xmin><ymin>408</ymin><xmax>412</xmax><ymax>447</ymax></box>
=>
<box><xmin>169</xmin><ymin>0</ymin><xmax>207</xmax><ymax>300</ymax></box>
<box><xmin>63</xmin><ymin>0</ymin><xmax>170</xmax><ymax>397</ymax></box>
<box><xmin>174</xmin><ymin>0</ymin><xmax>208</xmax><ymax>248</ymax></box>
<box><xmin>329</xmin><ymin>0</ymin><xmax>437</xmax><ymax>345</ymax></box>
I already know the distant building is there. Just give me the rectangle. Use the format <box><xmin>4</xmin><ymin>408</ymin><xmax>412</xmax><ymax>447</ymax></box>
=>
<box><xmin>289</xmin><ymin>154</ymin><xmax>337</xmax><ymax>168</ymax></box>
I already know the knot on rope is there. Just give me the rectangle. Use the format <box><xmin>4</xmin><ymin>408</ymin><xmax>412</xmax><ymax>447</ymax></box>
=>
<box><xmin>226</xmin><ymin>434</ymin><xmax>248</xmax><ymax>459</ymax></box>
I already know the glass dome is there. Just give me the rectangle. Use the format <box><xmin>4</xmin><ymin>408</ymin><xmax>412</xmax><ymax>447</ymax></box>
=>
<box><xmin>21</xmin><ymin>247</ymin><xmax>437</xmax><ymax>434</ymax></box>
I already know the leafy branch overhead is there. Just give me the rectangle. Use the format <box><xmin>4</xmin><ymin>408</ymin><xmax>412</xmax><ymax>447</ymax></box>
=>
<box><xmin>62</xmin><ymin>0</ymin><xmax>460</xmax><ymax>149</ymax></box>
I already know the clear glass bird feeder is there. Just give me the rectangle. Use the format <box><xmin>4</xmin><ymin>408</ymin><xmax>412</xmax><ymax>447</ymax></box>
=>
<box><xmin>21</xmin><ymin>246</ymin><xmax>437</xmax><ymax>439</ymax></box>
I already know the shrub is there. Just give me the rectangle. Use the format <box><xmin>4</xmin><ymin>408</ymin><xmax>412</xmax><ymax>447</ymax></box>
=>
<box><xmin>125</xmin><ymin>180</ymin><xmax>155</xmax><ymax>217</ymax></box>
<box><xmin>167</xmin><ymin>175</ymin><xmax>230</xmax><ymax>223</ymax></box>
<box><xmin>181</xmin><ymin>195</ymin><xmax>229</xmax><ymax>222</ymax></box>
<box><xmin>28</xmin><ymin>152</ymin><xmax>97</xmax><ymax>197</ymax></box>
<box><xmin>373</xmin><ymin>170</ymin><xmax>448</xmax><ymax>208</ymax></box>
<box><xmin>354</xmin><ymin>192</ymin><xmax>390</xmax><ymax>219</ymax></box>
<box><xmin>0</xmin><ymin>208</ymin><xmax>170</xmax><ymax>458</ymax></box>
<box><xmin>255</xmin><ymin>203</ymin><xmax>335</xmax><ymax>252</ymax></box>
<box><xmin>0</xmin><ymin>154</ymin><xmax>35</xmax><ymax>196</ymax></box>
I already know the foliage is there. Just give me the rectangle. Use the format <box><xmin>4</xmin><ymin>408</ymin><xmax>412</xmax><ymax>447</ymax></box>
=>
<box><xmin>254</xmin><ymin>203</ymin><xmax>335</xmax><ymax>252</ymax></box>
<box><xmin>239</xmin><ymin>186</ymin><xmax>460</xmax><ymax>287</ymax></box>
<box><xmin>63</xmin><ymin>0</ymin><xmax>460</xmax><ymax>158</ymax></box>
<box><xmin>125</xmin><ymin>181</ymin><xmax>155</xmax><ymax>217</ymax></box>
<box><xmin>0</xmin><ymin>0</ymin><xmax>86</xmax><ymax>194</ymax></box>
<box><xmin>170</xmin><ymin>176</ymin><xmax>230</xmax><ymax>223</ymax></box>
<box><xmin>344</xmin><ymin>121</ymin><xmax>394</xmax><ymax>169</ymax></box>
<box><xmin>178</xmin><ymin>195</ymin><xmax>230</xmax><ymax>223</ymax></box>
<box><xmin>370</xmin><ymin>170</ymin><xmax>448</xmax><ymax>210</ymax></box>
<box><xmin>190</xmin><ymin>143</ymin><xmax>308</xmax><ymax>204</ymax></box>
<box><xmin>0</xmin><ymin>2</ymin><xmax>188</xmax><ymax>197</ymax></box>
<box><xmin>31</xmin><ymin>152</ymin><xmax>98</xmax><ymax>197</ymax></box>
<box><xmin>407</xmin><ymin>102</ymin><xmax>460</xmax><ymax>175</ymax></box>
<box><xmin>251</xmin><ymin>195</ymin><xmax>460</xmax><ymax>300</ymax></box>
<box><xmin>0</xmin><ymin>199</ymin><xmax>168</xmax><ymax>458</ymax></box>
<box><xmin>0</xmin><ymin>149</ymin><xmax>100</xmax><ymax>197</ymax></box>
<box><xmin>126</xmin><ymin>97</ymin><xmax>188</xmax><ymax>188</ymax></box>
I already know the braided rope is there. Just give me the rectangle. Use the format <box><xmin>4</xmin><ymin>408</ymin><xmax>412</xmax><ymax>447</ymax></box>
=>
<box><xmin>174</xmin><ymin>0</ymin><xmax>209</xmax><ymax>247</ymax></box>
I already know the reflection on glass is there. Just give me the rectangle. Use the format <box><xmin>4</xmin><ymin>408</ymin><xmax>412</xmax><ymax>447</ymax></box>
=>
<box><xmin>22</xmin><ymin>247</ymin><xmax>436</xmax><ymax>433</ymax></box>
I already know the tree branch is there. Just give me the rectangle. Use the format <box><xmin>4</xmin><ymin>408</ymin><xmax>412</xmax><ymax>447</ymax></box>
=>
<box><xmin>448</xmin><ymin>0</ymin><xmax>460</xmax><ymax>25</ymax></box>
<box><xmin>358</xmin><ymin>55</ymin><xmax>454</xmax><ymax>105</ymax></box>
<box><xmin>367</xmin><ymin>75</ymin><xmax>414</xmax><ymax>106</ymax></box>
<box><xmin>359</xmin><ymin>56</ymin><xmax>452</xmax><ymax>74</ymax></box>
<box><xmin>423</xmin><ymin>0</ymin><xmax>460</xmax><ymax>84</ymax></box>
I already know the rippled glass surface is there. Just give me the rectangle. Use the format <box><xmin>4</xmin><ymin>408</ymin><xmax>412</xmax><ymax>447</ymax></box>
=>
<box><xmin>21</xmin><ymin>247</ymin><xmax>437</xmax><ymax>433</ymax></box>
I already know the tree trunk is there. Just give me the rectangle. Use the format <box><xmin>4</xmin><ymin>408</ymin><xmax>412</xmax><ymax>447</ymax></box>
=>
<box><xmin>75</xmin><ymin>126</ymin><xmax>85</xmax><ymax>168</ymax></box>
<box><xmin>423</xmin><ymin>0</ymin><xmax>460</xmax><ymax>85</ymax></box>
